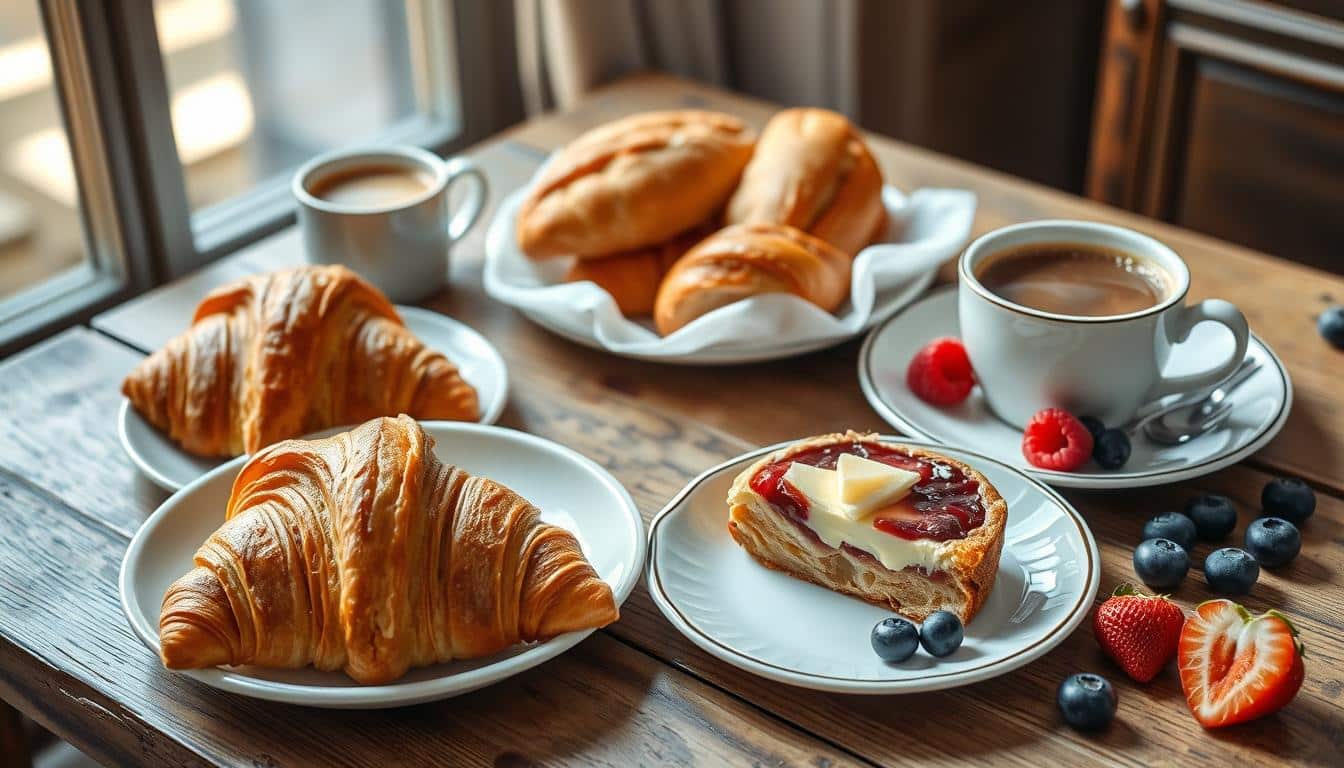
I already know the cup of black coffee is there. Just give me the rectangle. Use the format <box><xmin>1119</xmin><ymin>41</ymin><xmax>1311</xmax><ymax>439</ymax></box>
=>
<box><xmin>958</xmin><ymin>220</ymin><xmax>1249</xmax><ymax>428</ymax></box>
<box><xmin>293</xmin><ymin>146</ymin><xmax>487</xmax><ymax>303</ymax></box>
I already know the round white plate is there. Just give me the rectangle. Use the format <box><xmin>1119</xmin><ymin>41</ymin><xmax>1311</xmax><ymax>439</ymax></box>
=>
<box><xmin>647</xmin><ymin>437</ymin><xmax>1099</xmax><ymax>694</ymax></box>
<box><xmin>120</xmin><ymin>422</ymin><xmax>644</xmax><ymax>709</ymax></box>
<box><xmin>858</xmin><ymin>288</ymin><xmax>1292</xmax><ymax>489</ymax></box>
<box><xmin>120</xmin><ymin>306</ymin><xmax>509</xmax><ymax>491</ymax></box>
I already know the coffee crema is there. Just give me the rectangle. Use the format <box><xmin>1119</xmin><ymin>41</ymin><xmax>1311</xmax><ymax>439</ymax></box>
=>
<box><xmin>974</xmin><ymin>242</ymin><xmax>1171</xmax><ymax>317</ymax></box>
<box><xmin>308</xmin><ymin>164</ymin><xmax>435</xmax><ymax>208</ymax></box>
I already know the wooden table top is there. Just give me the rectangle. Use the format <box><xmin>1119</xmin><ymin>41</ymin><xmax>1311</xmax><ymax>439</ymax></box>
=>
<box><xmin>2</xmin><ymin>73</ymin><xmax>1342</xmax><ymax>767</ymax></box>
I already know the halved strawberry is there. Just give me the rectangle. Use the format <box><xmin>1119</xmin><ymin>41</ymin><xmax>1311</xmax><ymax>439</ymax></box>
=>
<box><xmin>1178</xmin><ymin>599</ymin><xmax>1305</xmax><ymax>728</ymax></box>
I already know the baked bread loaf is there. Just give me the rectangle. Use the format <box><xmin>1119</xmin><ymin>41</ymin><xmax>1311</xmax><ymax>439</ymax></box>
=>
<box><xmin>653</xmin><ymin>223</ymin><xmax>851</xmax><ymax>335</ymax></box>
<box><xmin>726</xmin><ymin>108</ymin><xmax>885</xmax><ymax>256</ymax></box>
<box><xmin>122</xmin><ymin>265</ymin><xmax>478</xmax><ymax>457</ymax></box>
<box><xmin>517</xmin><ymin>110</ymin><xmax>754</xmax><ymax>259</ymax></box>
<box><xmin>562</xmin><ymin>225</ymin><xmax>710</xmax><ymax>316</ymax></box>
<box><xmin>727</xmin><ymin>432</ymin><xmax>1005</xmax><ymax>623</ymax></box>
<box><xmin>158</xmin><ymin>415</ymin><xmax>618</xmax><ymax>684</ymax></box>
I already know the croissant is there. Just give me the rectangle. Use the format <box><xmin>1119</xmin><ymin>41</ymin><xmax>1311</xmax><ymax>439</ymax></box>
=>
<box><xmin>158</xmin><ymin>415</ymin><xmax>618</xmax><ymax>684</ymax></box>
<box><xmin>562</xmin><ymin>224</ymin><xmax>711</xmax><ymax>316</ymax></box>
<box><xmin>517</xmin><ymin>110</ymin><xmax>755</xmax><ymax>259</ymax></box>
<box><xmin>653</xmin><ymin>223</ymin><xmax>852</xmax><ymax>335</ymax></box>
<box><xmin>726</xmin><ymin>108</ymin><xmax>886</xmax><ymax>256</ymax></box>
<box><xmin>122</xmin><ymin>265</ymin><xmax>479</xmax><ymax>457</ymax></box>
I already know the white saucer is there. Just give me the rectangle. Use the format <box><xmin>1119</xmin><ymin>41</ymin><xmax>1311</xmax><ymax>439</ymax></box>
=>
<box><xmin>647</xmin><ymin>437</ymin><xmax>1099</xmax><ymax>694</ymax></box>
<box><xmin>858</xmin><ymin>288</ymin><xmax>1292</xmax><ymax>489</ymax></box>
<box><xmin>120</xmin><ymin>422</ymin><xmax>644</xmax><ymax>709</ymax></box>
<box><xmin>119</xmin><ymin>306</ymin><xmax>509</xmax><ymax>491</ymax></box>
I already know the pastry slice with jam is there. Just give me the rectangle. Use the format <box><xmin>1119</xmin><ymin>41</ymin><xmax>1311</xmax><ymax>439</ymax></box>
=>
<box><xmin>727</xmin><ymin>431</ymin><xmax>1006</xmax><ymax>623</ymax></box>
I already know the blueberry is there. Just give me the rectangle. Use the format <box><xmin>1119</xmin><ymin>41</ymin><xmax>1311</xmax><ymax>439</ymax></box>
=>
<box><xmin>1057</xmin><ymin>673</ymin><xmax>1117</xmax><ymax>731</ymax></box>
<box><xmin>1141</xmin><ymin>512</ymin><xmax>1198</xmax><ymax>552</ymax></box>
<box><xmin>919</xmin><ymin>610</ymin><xmax>964</xmax><ymax>658</ymax></box>
<box><xmin>1185</xmin><ymin>495</ymin><xmax>1237</xmax><ymax>540</ymax></box>
<box><xmin>1080</xmin><ymin>416</ymin><xmax>1106</xmax><ymax>442</ymax></box>
<box><xmin>1319</xmin><ymin>306</ymin><xmax>1344</xmax><ymax>349</ymax></box>
<box><xmin>1244</xmin><ymin>517</ymin><xmax>1301</xmax><ymax>568</ymax></box>
<box><xmin>1261</xmin><ymin>478</ymin><xmax>1315</xmax><ymax>526</ymax></box>
<box><xmin>871</xmin><ymin>617</ymin><xmax>920</xmax><ymax>663</ymax></box>
<box><xmin>1204</xmin><ymin>547</ymin><xmax>1260</xmax><ymax>595</ymax></box>
<box><xmin>1093</xmin><ymin>429</ymin><xmax>1131</xmax><ymax>470</ymax></box>
<box><xmin>1133</xmin><ymin>538</ymin><xmax>1190</xmax><ymax>590</ymax></box>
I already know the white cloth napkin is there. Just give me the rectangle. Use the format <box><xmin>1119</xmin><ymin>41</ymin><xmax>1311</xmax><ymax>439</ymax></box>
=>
<box><xmin>484</xmin><ymin>175</ymin><xmax>977</xmax><ymax>359</ymax></box>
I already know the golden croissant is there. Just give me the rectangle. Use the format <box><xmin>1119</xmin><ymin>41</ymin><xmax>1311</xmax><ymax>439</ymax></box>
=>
<box><xmin>158</xmin><ymin>415</ymin><xmax>619</xmax><ymax>684</ymax></box>
<box><xmin>122</xmin><ymin>265</ymin><xmax>479</xmax><ymax>457</ymax></box>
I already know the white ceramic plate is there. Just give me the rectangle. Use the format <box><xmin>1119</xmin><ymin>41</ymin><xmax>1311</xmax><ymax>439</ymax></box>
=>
<box><xmin>120</xmin><ymin>422</ymin><xmax>644</xmax><ymax>709</ymax></box>
<box><xmin>119</xmin><ymin>306</ymin><xmax>509</xmax><ymax>491</ymax></box>
<box><xmin>858</xmin><ymin>289</ymin><xmax>1292</xmax><ymax>489</ymax></box>
<box><xmin>647</xmin><ymin>437</ymin><xmax>1099</xmax><ymax>694</ymax></box>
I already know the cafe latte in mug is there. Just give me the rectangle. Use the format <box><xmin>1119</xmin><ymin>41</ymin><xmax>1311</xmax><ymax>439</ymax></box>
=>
<box><xmin>294</xmin><ymin>146</ymin><xmax>487</xmax><ymax>304</ymax></box>
<box><xmin>957</xmin><ymin>221</ymin><xmax>1250</xmax><ymax>429</ymax></box>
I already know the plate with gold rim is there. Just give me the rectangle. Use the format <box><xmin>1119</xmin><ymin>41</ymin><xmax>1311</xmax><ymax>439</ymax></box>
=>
<box><xmin>118</xmin><ymin>306</ymin><xmax>509</xmax><ymax>492</ymax></box>
<box><xmin>646</xmin><ymin>436</ymin><xmax>1099</xmax><ymax>694</ymax></box>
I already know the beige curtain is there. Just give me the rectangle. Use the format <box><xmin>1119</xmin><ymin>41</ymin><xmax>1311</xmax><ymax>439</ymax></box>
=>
<box><xmin>513</xmin><ymin>0</ymin><xmax>857</xmax><ymax>115</ymax></box>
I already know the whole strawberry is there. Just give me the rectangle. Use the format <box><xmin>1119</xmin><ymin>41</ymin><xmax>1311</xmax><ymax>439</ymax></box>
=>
<box><xmin>1093</xmin><ymin>583</ymin><xmax>1186</xmax><ymax>682</ymax></box>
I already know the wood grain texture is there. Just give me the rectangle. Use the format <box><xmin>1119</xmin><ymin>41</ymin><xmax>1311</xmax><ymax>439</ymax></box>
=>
<box><xmin>7</xmin><ymin>74</ymin><xmax>1344</xmax><ymax>767</ymax></box>
<box><xmin>0</xmin><ymin>409</ymin><xmax>862</xmax><ymax>767</ymax></box>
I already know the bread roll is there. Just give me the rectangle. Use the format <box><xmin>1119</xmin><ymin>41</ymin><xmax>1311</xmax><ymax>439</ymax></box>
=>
<box><xmin>653</xmin><ymin>223</ymin><xmax>851</xmax><ymax>335</ymax></box>
<box><xmin>563</xmin><ymin>226</ymin><xmax>710</xmax><ymax>316</ymax></box>
<box><xmin>726</xmin><ymin>108</ymin><xmax>885</xmax><ymax>256</ymax></box>
<box><xmin>518</xmin><ymin>110</ymin><xmax>755</xmax><ymax>259</ymax></box>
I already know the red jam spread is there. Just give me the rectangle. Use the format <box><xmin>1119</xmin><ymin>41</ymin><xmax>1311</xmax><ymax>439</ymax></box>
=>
<box><xmin>749</xmin><ymin>441</ymin><xmax>985</xmax><ymax>543</ymax></box>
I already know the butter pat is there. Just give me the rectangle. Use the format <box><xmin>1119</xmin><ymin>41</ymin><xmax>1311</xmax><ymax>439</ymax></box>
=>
<box><xmin>782</xmin><ymin>461</ymin><xmax>838</xmax><ymax>506</ymax></box>
<box><xmin>782</xmin><ymin>455</ymin><xmax>919</xmax><ymax>521</ymax></box>
<box><xmin>836</xmin><ymin>454</ymin><xmax>920</xmax><ymax>517</ymax></box>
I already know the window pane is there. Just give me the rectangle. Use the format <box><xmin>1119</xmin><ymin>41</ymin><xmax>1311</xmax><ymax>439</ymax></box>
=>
<box><xmin>0</xmin><ymin>1</ymin><xmax>89</xmax><ymax>301</ymax></box>
<box><xmin>153</xmin><ymin>0</ymin><xmax>427</xmax><ymax>211</ymax></box>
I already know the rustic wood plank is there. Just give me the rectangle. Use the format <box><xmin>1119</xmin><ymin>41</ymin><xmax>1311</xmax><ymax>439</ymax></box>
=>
<box><xmin>0</xmin><ymin>328</ymin><xmax>166</xmax><ymax>536</ymax></box>
<box><xmin>0</xmin><ymin>467</ymin><xmax>865</xmax><ymax>768</ymax></box>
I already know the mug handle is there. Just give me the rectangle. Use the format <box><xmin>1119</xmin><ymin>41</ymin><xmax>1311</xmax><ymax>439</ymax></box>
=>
<box><xmin>1146</xmin><ymin>299</ymin><xmax>1250</xmax><ymax>400</ymax></box>
<box><xmin>442</xmin><ymin>157</ymin><xmax>488</xmax><ymax>243</ymax></box>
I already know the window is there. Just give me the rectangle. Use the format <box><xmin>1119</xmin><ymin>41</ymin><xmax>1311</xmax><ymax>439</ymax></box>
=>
<box><xmin>0</xmin><ymin>2</ymin><xmax>82</xmax><ymax>303</ymax></box>
<box><xmin>0</xmin><ymin>0</ymin><xmax>463</xmax><ymax>351</ymax></box>
<box><xmin>152</xmin><ymin>0</ymin><xmax>462</xmax><ymax>262</ymax></box>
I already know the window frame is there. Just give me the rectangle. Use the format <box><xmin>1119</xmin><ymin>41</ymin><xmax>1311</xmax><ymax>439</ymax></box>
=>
<box><xmin>0</xmin><ymin>0</ymin><xmax>466</xmax><ymax>354</ymax></box>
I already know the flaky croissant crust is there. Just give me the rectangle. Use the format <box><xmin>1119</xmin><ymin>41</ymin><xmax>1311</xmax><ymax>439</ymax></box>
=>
<box><xmin>158</xmin><ymin>415</ymin><xmax>618</xmax><ymax>684</ymax></box>
<box><xmin>122</xmin><ymin>265</ymin><xmax>479</xmax><ymax>457</ymax></box>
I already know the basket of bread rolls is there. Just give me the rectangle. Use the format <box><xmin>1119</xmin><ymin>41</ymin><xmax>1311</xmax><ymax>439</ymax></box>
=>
<box><xmin>484</xmin><ymin>108</ymin><xmax>976</xmax><ymax>363</ymax></box>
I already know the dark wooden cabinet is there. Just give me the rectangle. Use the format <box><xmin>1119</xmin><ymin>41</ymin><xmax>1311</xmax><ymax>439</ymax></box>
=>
<box><xmin>1088</xmin><ymin>0</ymin><xmax>1344</xmax><ymax>271</ymax></box>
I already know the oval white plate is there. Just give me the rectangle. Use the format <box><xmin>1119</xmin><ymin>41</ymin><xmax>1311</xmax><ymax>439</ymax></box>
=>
<box><xmin>120</xmin><ymin>422</ymin><xmax>644</xmax><ymax>708</ymax></box>
<box><xmin>647</xmin><ymin>437</ymin><xmax>1099</xmax><ymax>694</ymax></box>
<box><xmin>857</xmin><ymin>289</ymin><xmax>1292</xmax><ymax>489</ymax></box>
<box><xmin>120</xmin><ymin>306</ymin><xmax>509</xmax><ymax>491</ymax></box>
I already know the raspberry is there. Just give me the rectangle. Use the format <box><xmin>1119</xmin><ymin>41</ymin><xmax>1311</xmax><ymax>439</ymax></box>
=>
<box><xmin>1022</xmin><ymin>408</ymin><xmax>1094</xmax><ymax>471</ymax></box>
<box><xmin>906</xmin><ymin>337</ymin><xmax>975</xmax><ymax>406</ymax></box>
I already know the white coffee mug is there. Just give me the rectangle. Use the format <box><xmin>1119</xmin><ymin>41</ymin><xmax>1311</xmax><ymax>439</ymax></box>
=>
<box><xmin>293</xmin><ymin>145</ymin><xmax>487</xmax><ymax>303</ymax></box>
<box><xmin>958</xmin><ymin>220</ymin><xmax>1249</xmax><ymax>428</ymax></box>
